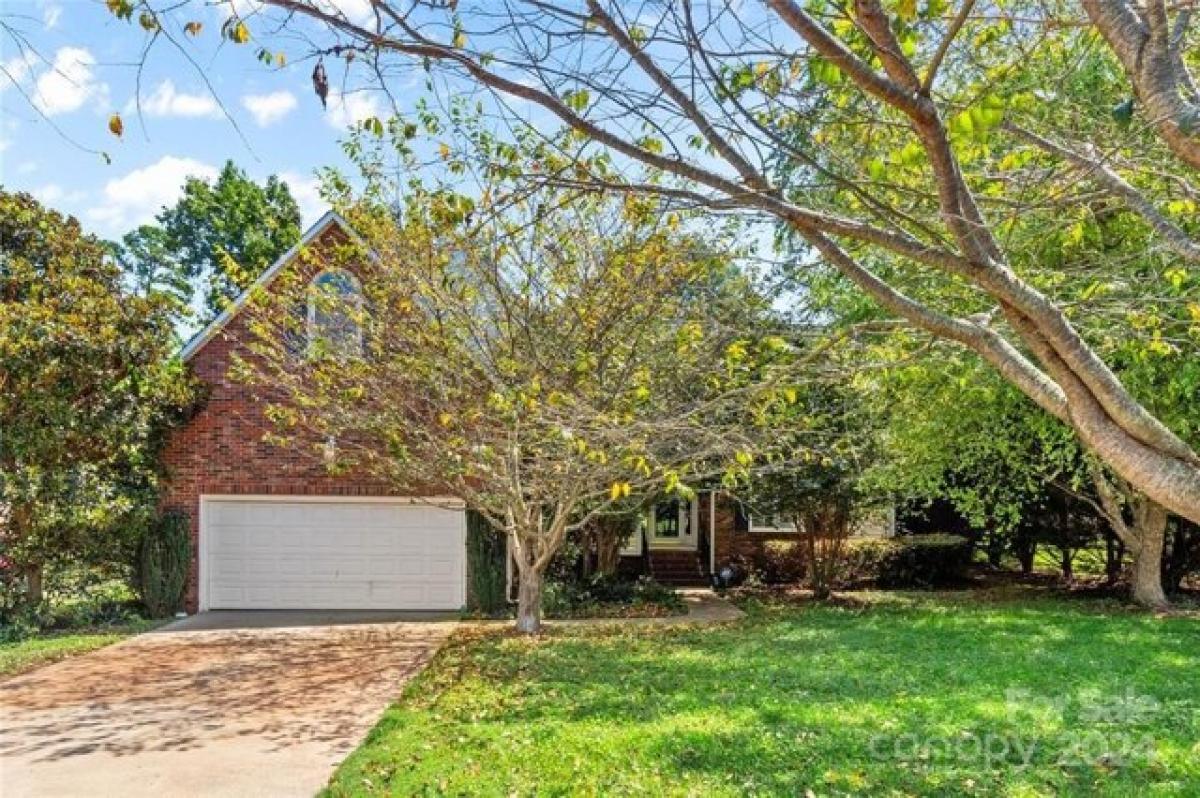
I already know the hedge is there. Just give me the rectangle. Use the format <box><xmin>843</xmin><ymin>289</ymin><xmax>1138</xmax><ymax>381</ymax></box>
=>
<box><xmin>466</xmin><ymin>510</ymin><xmax>507</xmax><ymax>614</ymax></box>
<box><xmin>847</xmin><ymin>534</ymin><xmax>972</xmax><ymax>588</ymax></box>
<box><xmin>137</xmin><ymin>509</ymin><xmax>191</xmax><ymax>618</ymax></box>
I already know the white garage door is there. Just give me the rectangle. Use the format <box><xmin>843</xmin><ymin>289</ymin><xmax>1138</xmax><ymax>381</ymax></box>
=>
<box><xmin>202</xmin><ymin>498</ymin><xmax>466</xmax><ymax>610</ymax></box>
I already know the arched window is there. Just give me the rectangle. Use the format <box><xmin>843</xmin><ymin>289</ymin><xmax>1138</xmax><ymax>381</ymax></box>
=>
<box><xmin>308</xmin><ymin>269</ymin><xmax>362</xmax><ymax>357</ymax></box>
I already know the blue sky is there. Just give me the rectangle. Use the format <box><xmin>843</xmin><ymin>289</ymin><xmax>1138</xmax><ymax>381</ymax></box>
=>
<box><xmin>0</xmin><ymin>0</ymin><xmax>406</xmax><ymax>239</ymax></box>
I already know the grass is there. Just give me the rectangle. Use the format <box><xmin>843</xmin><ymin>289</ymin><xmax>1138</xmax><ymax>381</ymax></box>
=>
<box><xmin>326</xmin><ymin>589</ymin><xmax>1200</xmax><ymax>797</ymax></box>
<box><xmin>0</xmin><ymin>621</ymin><xmax>156</xmax><ymax>679</ymax></box>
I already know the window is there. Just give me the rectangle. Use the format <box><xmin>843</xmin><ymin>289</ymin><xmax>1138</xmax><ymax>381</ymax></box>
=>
<box><xmin>653</xmin><ymin>501</ymin><xmax>681</xmax><ymax>538</ymax></box>
<box><xmin>308</xmin><ymin>269</ymin><xmax>362</xmax><ymax>356</ymax></box>
<box><xmin>748</xmin><ymin>511</ymin><xmax>797</xmax><ymax>534</ymax></box>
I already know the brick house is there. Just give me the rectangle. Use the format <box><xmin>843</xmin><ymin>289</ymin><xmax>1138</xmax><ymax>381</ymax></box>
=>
<box><xmin>163</xmin><ymin>211</ymin><xmax>891</xmax><ymax>613</ymax></box>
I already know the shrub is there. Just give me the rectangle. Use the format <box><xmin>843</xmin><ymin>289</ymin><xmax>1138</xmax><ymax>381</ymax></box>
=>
<box><xmin>137</xmin><ymin>510</ymin><xmax>191</xmax><ymax>618</ymax></box>
<box><xmin>466</xmin><ymin>510</ymin><xmax>507</xmax><ymax>615</ymax></box>
<box><xmin>1</xmin><ymin>561</ymin><xmax>143</xmax><ymax>638</ymax></box>
<box><xmin>732</xmin><ymin>539</ymin><xmax>807</xmax><ymax>584</ymax></box>
<box><xmin>543</xmin><ymin>573</ymin><xmax>684</xmax><ymax>616</ymax></box>
<box><xmin>847</xmin><ymin>534</ymin><xmax>972</xmax><ymax>587</ymax></box>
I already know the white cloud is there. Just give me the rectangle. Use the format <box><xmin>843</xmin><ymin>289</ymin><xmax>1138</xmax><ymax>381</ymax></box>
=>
<box><xmin>33</xmin><ymin>184</ymin><xmax>63</xmax><ymax>204</ymax></box>
<box><xmin>279</xmin><ymin>170</ymin><xmax>326</xmax><ymax>226</ymax></box>
<box><xmin>242</xmin><ymin>90</ymin><xmax>297</xmax><ymax>127</ymax></box>
<box><xmin>218</xmin><ymin>0</ymin><xmax>372</xmax><ymax>25</ymax></box>
<box><xmin>1</xmin><ymin>51</ymin><xmax>37</xmax><ymax>91</ymax></box>
<box><xmin>43</xmin><ymin>3</ymin><xmax>63</xmax><ymax>29</ymax></box>
<box><xmin>317</xmin><ymin>0</ymin><xmax>375</xmax><ymax>25</ymax></box>
<box><xmin>34</xmin><ymin>47</ymin><xmax>108</xmax><ymax>116</ymax></box>
<box><xmin>324</xmin><ymin>87</ymin><xmax>382</xmax><ymax>130</ymax></box>
<box><xmin>32</xmin><ymin>183</ymin><xmax>84</xmax><ymax>206</ymax></box>
<box><xmin>88</xmin><ymin>156</ymin><xmax>217</xmax><ymax>234</ymax></box>
<box><xmin>134</xmin><ymin>79</ymin><xmax>221</xmax><ymax>119</ymax></box>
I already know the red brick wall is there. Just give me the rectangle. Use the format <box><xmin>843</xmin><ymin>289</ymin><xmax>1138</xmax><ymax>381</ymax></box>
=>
<box><xmin>711</xmin><ymin>493</ymin><xmax>800</xmax><ymax>572</ymax></box>
<box><xmin>162</xmin><ymin>224</ymin><xmax>404</xmax><ymax>612</ymax></box>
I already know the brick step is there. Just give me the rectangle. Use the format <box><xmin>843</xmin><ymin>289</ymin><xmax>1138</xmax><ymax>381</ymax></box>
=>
<box><xmin>654</xmin><ymin>574</ymin><xmax>713</xmax><ymax>586</ymax></box>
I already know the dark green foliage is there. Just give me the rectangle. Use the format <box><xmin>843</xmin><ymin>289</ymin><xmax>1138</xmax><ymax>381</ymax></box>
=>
<box><xmin>731</xmin><ymin>538</ymin><xmax>807</xmax><ymax>584</ymax></box>
<box><xmin>847</xmin><ymin>534</ymin><xmax>972</xmax><ymax>587</ymax></box>
<box><xmin>1163</xmin><ymin>518</ymin><xmax>1200</xmax><ymax>594</ymax></box>
<box><xmin>1</xmin><ymin>191</ymin><xmax>194</xmax><ymax>608</ymax></box>
<box><xmin>137</xmin><ymin>510</ymin><xmax>191</xmax><ymax>618</ymax></box>
<box><xmin>465</xmin><ymin>510</ymin><xmax>506</xmax><ymax>615</ymax></box>
<box><xmin>115</xmin><ymin>161</ymin><xmax>303</xmax><ymax>318</ymax></box>
<box><xmin>542</xmin><ymin>574</ymin><xmax>684</xmax><ymax>618</ymax></box>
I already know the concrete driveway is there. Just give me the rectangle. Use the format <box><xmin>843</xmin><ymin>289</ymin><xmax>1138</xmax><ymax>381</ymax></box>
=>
<box><xmin>0</xmin><ymin>612</ymin><xmax>457</xmax><ymax>797</ymax></box>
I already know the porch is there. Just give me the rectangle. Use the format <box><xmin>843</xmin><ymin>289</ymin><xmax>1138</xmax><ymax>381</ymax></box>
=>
<box><xmin>618</xmin><ymin>492</ymin><xmax>724</xmax><ymax>586</ymax></box>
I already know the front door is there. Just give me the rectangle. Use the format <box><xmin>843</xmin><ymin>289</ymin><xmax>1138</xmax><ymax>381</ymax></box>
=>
<box><xmin>649</xmin><ymin>499</ymin><xmax>697</xmax><ymax>549</ymax></box>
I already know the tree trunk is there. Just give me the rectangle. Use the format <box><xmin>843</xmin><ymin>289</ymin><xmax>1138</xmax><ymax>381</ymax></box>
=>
<box><xmin>515</xmin><ymin>567</ymin><xmax>543</xmax><ymax>634</ymax></box>
<box><xmin>1060</xmin><ymin>548</ymin><xmax>1073</xmax><ymax>581</ymax></box>
<box><xmin>1130</xmin><ymin>502</ymin><xmax>1169</xmax><ymax>609</ymax></box>
<box><xmin>985</xmin><ymin>533</ymin><xmax>1005</xmax><ymax>567</ymax></box>
<box><xmin>25</xmin><ymin>563</ymin><xmax>44</xmax><ymax>605</ymax></box>
<box><xmin>1016</xmin><ymin>542</ymin><xmax>1036</xmax><ymax>574</ymax></box>
<box><xmin>1105</xmin><ymin>531</ymin><xmax>1124</xmax><ymax>585</ymax></box>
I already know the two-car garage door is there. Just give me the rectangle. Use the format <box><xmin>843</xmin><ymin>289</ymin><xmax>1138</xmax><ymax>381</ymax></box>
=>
<box><xmin>201</xmin><ymin>498</ymin><xmax>466</xmax><ymax>610</ymax></box>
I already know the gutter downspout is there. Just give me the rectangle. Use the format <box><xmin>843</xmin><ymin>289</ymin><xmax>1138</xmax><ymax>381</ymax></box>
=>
<box><xmin>709</xmin><ymin>490</ymin><xmax>717</xmax><ymax>576</ymax></box>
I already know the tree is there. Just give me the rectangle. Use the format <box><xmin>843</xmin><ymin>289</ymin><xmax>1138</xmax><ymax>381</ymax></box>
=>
<box><xmin>0</xmin><ymin>191</ymin><xmax>194</xmax><ymax>607</ymax></box>
<box><xmin>112</xmin><ymin>224</ymin><xmax>192</xmax><ymax>310</ymax></box>
<box><xmin>115</xmin><ymin>0</ymin><xmax>1200</xmax><ymax>533</ymax></box>
<box><xmin>741</xmin><ymin>379</ymin><xmax>872</xmax><ymax>599</ymax></box>
<box><xmin>861</xmin><ymin>350</ymin><xmax>1185</xmax><ymax>604</ymax></box>
<box><xmin>117</xmin><ymin>161</ymin><xmax>302</xmax><ymax>319</ymax></box>
<box><xmin>238</xmin><ymin>175</ymin><xmax>805</xmax><ymax>632</ymax></box>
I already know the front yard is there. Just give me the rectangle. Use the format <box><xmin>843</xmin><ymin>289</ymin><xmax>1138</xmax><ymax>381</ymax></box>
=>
<box><xmin>327</xmin><ymin>590</ymin><xmax>1200</xmax><ymax>797</ymax></box>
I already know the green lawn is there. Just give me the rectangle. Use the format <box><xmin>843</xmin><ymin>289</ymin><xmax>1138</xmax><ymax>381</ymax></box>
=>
<box><xmin>327</xmin><ymin>590</ymin><xmax>1200</xmax><ymax>797</ymax></box>
<box><xmin>0</xmin><ymin>623</ymin><xmax>154</xmax><ymax>679</ymax></box>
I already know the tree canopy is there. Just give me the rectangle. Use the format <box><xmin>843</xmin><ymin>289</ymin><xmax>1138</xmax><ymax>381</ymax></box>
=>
<box><xmin>108</xmin><ymin>0</ymin><xmax>1200</xmax><ymax>530</ymax></box>
<box><xmin>237</xmin><ymin>155</ymin><xmax>812</xmax><ymax>630</ymax></box>
<box><xmin>0</xmin><ymin>190</ymin><xmax>194</xmax><ymax>604</ymax></box>
<box><xmin>114</xmin><ymin>160</ymin><xmax>302</xmax><ymax>319</ymax></box>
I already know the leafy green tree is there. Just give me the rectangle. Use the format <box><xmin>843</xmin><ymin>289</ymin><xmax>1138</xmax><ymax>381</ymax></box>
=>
<box><xmin>133</xmin><ymin>0</ymin><xmax>1200</xmax><ymax>537</ymax></box>
<box><xmin>240</xmin><ymin>168</ymin><xmax>804</xmax><ymax>632</ymax></box>
<box><xmin>740</xmin><ymin>377</ymin><xmax>875</xmax><ymax>599</ymax></box>
<box><xmin>117</xmin><ymin>161</ymin><xmax>302</xmax><ymax>319</ymax></box>
<box><xmin>860</xmin><ymin>349</ymin><xmax>1188</xmax><ymax>603</ymax></box>
<box><xmin>112</xmin><ymin>224</ymin><xmax>191</xmax><ymax>311</ymax></box>
<box><xmin>0</xmin><ymin>191</ymin><xmax>194</xmax><ymax>607</ymax></box>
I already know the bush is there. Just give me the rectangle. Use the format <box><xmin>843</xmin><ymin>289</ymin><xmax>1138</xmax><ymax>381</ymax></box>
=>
<box><xmin>466</xmin><ymin>510</ymin><xmax>507</xmax><ymax>615</ymax></box>
<box><xmin>137</xmin><ymin>510</ymin><xmax>191</xmax><ymax>618</ymax></box>
<box><xmin>847</xmin><ymin>534</ymin><xmax>972</xmax><ymax>587</ymax></box>
<box><xmin>731</xmin><ymin>539</ymin><xmax>807</xmax><ymax>585</ymax></box>
<box><xmin>1</xmin><ymin>561</ymin><xmax>143</xmax><ymax>640</ymax></box>
<box><xmin>543</xmin><ymin>574</ymin><xmax>684</xmax><ymax>616</ymax></box>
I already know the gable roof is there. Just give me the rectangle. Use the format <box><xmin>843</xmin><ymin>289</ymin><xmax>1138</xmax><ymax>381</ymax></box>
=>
<box><xmin>179</xmin><ymin>210</ymin><xmax>356</xmax><ymax>363</ymax></box>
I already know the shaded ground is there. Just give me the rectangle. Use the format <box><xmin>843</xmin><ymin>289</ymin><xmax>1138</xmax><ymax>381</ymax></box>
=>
<box><xmin>0</xmin><ymin>618</ymin><xmax>455</xmax><ymax>797</ymax></box>
<box><xmin>327</xmin><ymin>590</ymin><xmax>1200</xmax><ymax>797</ymax></box>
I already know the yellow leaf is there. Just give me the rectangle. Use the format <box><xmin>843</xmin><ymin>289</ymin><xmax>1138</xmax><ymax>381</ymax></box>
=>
<box><xmin>453</xmin><ymin>30</ymin><xmax>467</xmax><ymax>48</ymax></box>
<box><xmin>232</xmin><ymin>20</ymin><xmax>250</xmax><ymax>44</ymax></box>
<box><xmin>610</xmin><ymin>483</ymin><xmax>622</xmax><ymax>501</ymax></box>
<box><xmin>184</xmin><ymin>20</ymin><xmax>203</xmax><ymax>36</ymax></box>
<box><xmin>438</xmin><ymin>142</ymin><xmax>451</xmax><ymax>159</ymax></box>
<box><xmin>108</xmin><ymin>113</ymin><xmax>124</xmax><ymax>138</ymax></box>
